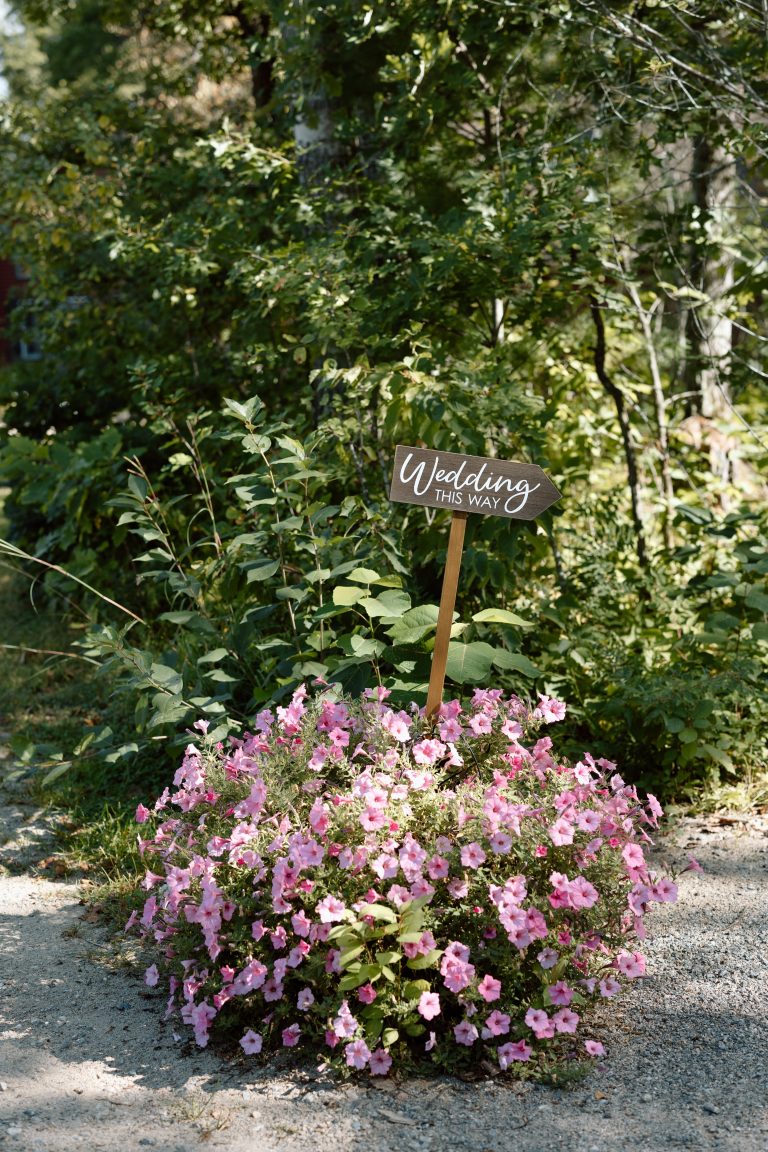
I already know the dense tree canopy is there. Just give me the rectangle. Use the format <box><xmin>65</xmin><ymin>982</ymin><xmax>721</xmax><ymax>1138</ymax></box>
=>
<box><xmin>0</xmin><ymin>0</ymin><xmax>766</xmax><ymax>797</ymax></box>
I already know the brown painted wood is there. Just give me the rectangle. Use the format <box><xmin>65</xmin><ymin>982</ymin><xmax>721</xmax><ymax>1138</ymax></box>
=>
<box><xmin>389</xmin><ymin>444</ymin><xmax>561</xmax><ymax>521</ymax></box>
<box><xmin>425</xmin><ymin>511</ymin><xmax>468</xmax><ymax>717</ymax></box>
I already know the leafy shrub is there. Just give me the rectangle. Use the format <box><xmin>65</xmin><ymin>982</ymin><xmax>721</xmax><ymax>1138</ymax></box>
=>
<box><xmin>84</xmin><ymin>396</ymin><xmax>537</xmax><ymax>756</ymax></box>
<box><xmin>526</xmin><ymin>502</ymin><xmax>768</xmax><ymax>796</ymax></box>
<box><xmin>130</xmin><ymin>685</ymin><xmax>681</xmax><ymax>1077</ymax></box>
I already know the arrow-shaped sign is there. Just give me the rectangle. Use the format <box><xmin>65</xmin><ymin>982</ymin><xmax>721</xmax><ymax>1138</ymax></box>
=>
<box><xmin>389</xmin><ymin>445</ymin><xmax>561</xmax><ymax>716</ymax></box>
<box><xmin>390</xmin><ymin>445</ymin><xmax>561</xmax><ymax>520</ymax></box>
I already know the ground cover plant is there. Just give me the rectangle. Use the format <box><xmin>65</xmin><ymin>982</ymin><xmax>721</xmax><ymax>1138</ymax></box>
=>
<box><xmin>131</xmin><ymin>683</ymin><xmax>683</xmax><ymax>1078</ymax></box>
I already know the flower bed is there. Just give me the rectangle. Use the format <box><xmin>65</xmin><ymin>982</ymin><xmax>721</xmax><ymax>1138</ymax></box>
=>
<box><xmin>130</xmin><ymin>685</ymin><xmax>679</xmax><ymax>1077</ymax></box>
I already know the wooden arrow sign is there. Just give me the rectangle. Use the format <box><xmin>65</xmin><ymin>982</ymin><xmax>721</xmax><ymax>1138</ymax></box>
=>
<box><xmin>389</xmin><ymin>445</ymin><xmax>561</xmax><ymax>716</ymax></box>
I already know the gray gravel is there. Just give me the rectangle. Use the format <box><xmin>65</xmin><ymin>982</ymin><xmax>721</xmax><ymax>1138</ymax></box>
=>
<box><xmin>1</xmin><ymin>769</ymin><xmax>767</xmax><ymax>1152</ymax></box>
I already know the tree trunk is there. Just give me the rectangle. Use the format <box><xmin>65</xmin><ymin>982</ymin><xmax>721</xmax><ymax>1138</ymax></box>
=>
<box><xmin>589</xmin><ymin>296</ymin><xmax>648</xmax><ymax>570</ymax></box>
<box><xmin>681</xmin><ymin>135</ymin><xmax>736</xmax><ymax>420</ymax></box>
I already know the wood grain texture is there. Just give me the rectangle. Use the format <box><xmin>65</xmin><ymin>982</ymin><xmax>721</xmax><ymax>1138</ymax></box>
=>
<box><xmin>389</xmin><ymin>445</ymin><xmax>561</xmax><ymax>521</ymax></box>
<box><xmin>425</xmin><ymin>511</ymin><xmax>467</xmax><ymax>717</ymax></box>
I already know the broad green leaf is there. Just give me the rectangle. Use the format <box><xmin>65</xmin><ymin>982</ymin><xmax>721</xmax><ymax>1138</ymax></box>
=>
<box><xmin>348</xmin><ymin>567</ymin><xmax>381</xmax><ymax>584</ymax></box>
<box><xmin>197</xmin><ymin>648</ymin><xmax>229</xmax><ymax>664</ymax></box>
<box><xmin>403</xmin><ymin>980</ymin><xmax>430</xmax><ymax>1000</ymax></box>
<box><xmin>745</xmin><ymin>587</ymin><xmax>768</xmax><ymax>613</ymax></box>
<box><xmin>333</xmin><ymin>585</ymin><xmax>365</xmax><ymax>607</ymax></box>
<box><xmin>149</xmin><ymin>663</ymin><xmax>183</xmax><ymax>694</ymax></box>
<box><xmin>359</xmin><ymin>590</ymin><xmax>411</xmax><ymax>619</ymax></box>
<box><xmin>246</xmin><ymin>561</ymin><xmax>280</xmax><ymax>583</ymax></box>
<box><xmin>406</xmin><ymin>949</ymin><xmax>442</xmax><ymax>970</ymax></box>
<box><xmin>358</xmin><ymin>903</ymin><xmax>398</xmax><ymax>924</ymax></box>
<box><xmin>492</xmin><ymin>649</ymin><xmax>540</xmax><ymax>677</ymax></box>
<box><xmin>472</xmin><ymin>608</ymin><xmax>534</xmax><ymax>628</ymax></box>
<box><xmin>445</xmin><ymin>641</ymin><xmax>496</xmax><ymax>683</ymax></box>
<box><xmin>385</xmin><ymin>605</ymin><xmax>440</xmax><ymax>644</ymax></box>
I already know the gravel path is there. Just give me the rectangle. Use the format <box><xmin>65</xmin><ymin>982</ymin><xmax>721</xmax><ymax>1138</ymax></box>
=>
<box><xmin>1</xmin><ymin>770</ymin><xmax>767</xmax><ymax>1152</ymax></box>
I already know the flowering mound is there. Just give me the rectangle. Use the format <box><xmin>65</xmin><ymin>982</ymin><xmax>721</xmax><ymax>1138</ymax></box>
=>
<box><xmin>130</xmin><ymin>686</ymin><xmax>679</xmax><ymax>1077</ymax></box>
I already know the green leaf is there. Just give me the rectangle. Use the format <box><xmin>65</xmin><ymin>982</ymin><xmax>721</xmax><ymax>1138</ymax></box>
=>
<box><xmin>224</xmin><ymin>396</ymin><xmax>264</xmax><ymax>425</ymax></box>
<box><xmin>745</xmin><ymin>588</ymin><xmax>768</xmax><ymax>613</ymax></box>
<box><xmin>492</xmin><ymin>649</ymin><xmax>540</xmax><ymax>677</ymax></box>
<box><xmin>339</xmin><ymin>944</ymin><xmax>365</xmax><ymax>967</ymax></box>
<box><xmin>697</xmin><ymin>743</ymin><xmax>733</xmax><ymax>768</ymax></box>
<box><xmin>385</xmin><ymin>605</ymin><xmax>440</xmax><ymax>645</ymax></box>
<box><xmin>359</xmin><ymin>590</ymin><xmax>411</xmax><ymax>619</ymax></box>
<box><xmin>246</xmin><ymin>561</ymin><xmax>280</xmax><ymax>583</ymax></box>
<box><xmin>403</xmin><ymin>980</ymin><xmax>430</xmax><ymax>1000</ymax></box>
<box><xmin>375</xmin><ymin>950</ymin><xmax>402</xmax><ymax>965</ymax></box>
<box><xmin>347</xmin><ymin>567</ymin><xmax>381</xmax><ymax>584</ymax></box>
<box><xmin>197</xmin><ymin>648</ymin><xmax>229</xmax><ymax>665</ymax></box>
<box><xmin>358</xmin><ymin>903</ymin><xmax>398</xmax><ymax>924</ymax></box>
<box><xmin>472</xmin><ymin>608</ymin><xmax>534</xmax><ymax>628</ymax></box>
<box><xmin>382</xmin><ymin>1028</ymin><xmax>399</xmax><ymax>1047</ymax></box>
<box><xmin>445</xmin><ymin>641</ymin><xmax>496</xmax><ymax>683</ymax></box>
<box><xmin>406</xmin><ymin>949</ymin><xmax>442</xmax><ymax>970</ymax></box>
<box><xmin>149</xmin><ymin>663</ymin><xmax>183</xmax><ymax>694</ymax></box>
<box><xmin>333</xmin><ymin>585</ymin><xmax>365</xmax><ymax>607</ymax></box>
<box><xmin>42</xmin><ymin>761</ymin><xmax>73</xmax><ymax>785</ymax></box>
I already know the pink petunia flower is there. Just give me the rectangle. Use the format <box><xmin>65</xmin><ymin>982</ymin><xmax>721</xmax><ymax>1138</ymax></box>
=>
<box><xmin>652</xmin><ymin>878</ymin><xmax>678</xmax><ymax>903</ymax></box>
<box><xmin>240</xmin><ymin>1029</ymin><xmax>263</xmax><ymax>1055</ymax></box>
<box><xmin>617</xmin><ymin>950</ymin><xmax>646</xmax><ymax>979</ymax></box>
<box><xmin>549</xmin><ymin>817</ymin><xmax>574</xmax><ymax>846</ymax></box>
<box><xmin>357</xmin><ymin>984</ymin><xmax>377</xmax><ymax>1005</ymax></box>
<box><xmin>584</xmin><ymin>1039</ymin><xmax>605</xmax><ymax>1057</ymax></box>
<box><xmin>454</xmin><ymin>1020</ymin><xmax>479</xmax><ymax>1046</ymax></box>
<box><xmin>135</xmin><ymin>804</ymin><xmax>150</xmax><ymax>824</ymax></box>
<box><xmin>482</xmin><ymin>1010</ymin><xmax>510</xmax><ymax>1037</ymax></box>
<box><xmin>418</xmin><ymin>992</ymin><xmax>441</xmax><ymax>1021</ymax></box>
<box><xmin>345</xmin><ymin>1038</ymin><xmax>371</xmax><ymax>1069</ymax></box>
<box><xmin>460</xmin><ymin>842</ymin><xmax>487</xmax><ymax>869</ymax></box>
<box><xmin>282</xmin><ymin>1023</ymin><xmax>301</xmax><ymax>1047</ymax></box>
<box><xmin>297</xmin><ymin>988</ymin><xmax>314</xmax><ymax>1010</ymax></box>
<box><xmin>525</xmin><ymin>1008</ymin><xmax>554</xmax><ymax>1039</ymax></box>
<box><xmin>488</xmin><ymin>831</ymin><xmax>512</xmax><ymax>855</ymax></box>
<box><xmin>368</xmin><ymin>1048</ymin><xmax>393</xmax><ymax>1076</ymax></box>
<box><xmin>427</xmin><ymin>854</ymin><xmax>450</xmax><ymax>880</ymax></box>
<box><xmin>622</xmin><ymin>842</ymin><xmax>645</xmax><ymax>871</ymax></box>
<box><xmin>537</xmin><ymin>947</ymin><xmax>559</xmax><ymax>970</ymax></box>
<box><xmin>548</xmin><ymin>981</ymin><xmax>573</xmax><ymax>1006</ymax></box>
<box><xmin>498</xmin><ymin>1039</ymin><xmax>532</xmax><ymax>1067</ymax></box>
<box><xmin>553</xmin><ymin>1008</ymin><xmax>579</xmax><ymax>1034</ymax></box>
<box><xmin>468</xmin><ymin>713</ymin><xmax>493</xmax><ymax>736</ymax></box>
<box><xmin>316</xmin><ymin>895</ymin><xmax>346</xmax><ymax>923</ymax></box>
<box><xmin>144</xmin><ymin>964</ymin><xmax>159</xmax><ymax>987</ymax></box>
<box><xmin>599</xmin><ymin>977</ymin><xmax>620</xmax><ymax>999</ymax></box>
<box><xmin>447</xmin><ymin>878</ymin><xmax>469</xmax><ymax>900</ymax></box>
<box><xmin>534</xmin><ymin>695</ymin><xmax>566</xmax><ymax>723</ymax></box>
<box><xmin>477</xmin><ymin>974</ymin><xmax>502</xmax><ymax>1002</ymax></box>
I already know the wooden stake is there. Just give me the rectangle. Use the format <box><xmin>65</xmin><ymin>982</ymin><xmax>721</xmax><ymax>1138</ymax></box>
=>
<box><xmin>425</xmin><ymin>511</ymin><xmax>468</xmax><ymax>717</ymax></box>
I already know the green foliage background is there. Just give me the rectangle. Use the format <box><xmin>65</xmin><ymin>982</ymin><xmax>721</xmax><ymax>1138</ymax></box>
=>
<box><xmin>0</xmin><ymin>0</ymin><xmax>766</xmax><ymax>803</ymax></box>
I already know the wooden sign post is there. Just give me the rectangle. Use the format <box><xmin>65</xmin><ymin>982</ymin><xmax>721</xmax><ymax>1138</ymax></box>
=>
<box><xmin>389</xmin><ymin>445</ymin><xmax>561</xmax><ymax>716</ymax></box>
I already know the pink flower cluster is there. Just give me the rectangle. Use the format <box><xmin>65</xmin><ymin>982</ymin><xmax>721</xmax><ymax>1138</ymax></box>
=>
<box><xmin>130</xmin><ymin>685</ymin><xmax>677</xmax><ymax>1076</ymax></box>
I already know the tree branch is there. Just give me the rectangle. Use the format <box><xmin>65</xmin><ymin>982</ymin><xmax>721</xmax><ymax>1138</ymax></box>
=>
<box><xmin>588</xmin><ymin>295</ymin><xmax>648</xmax><ymax>569</ymax></box>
